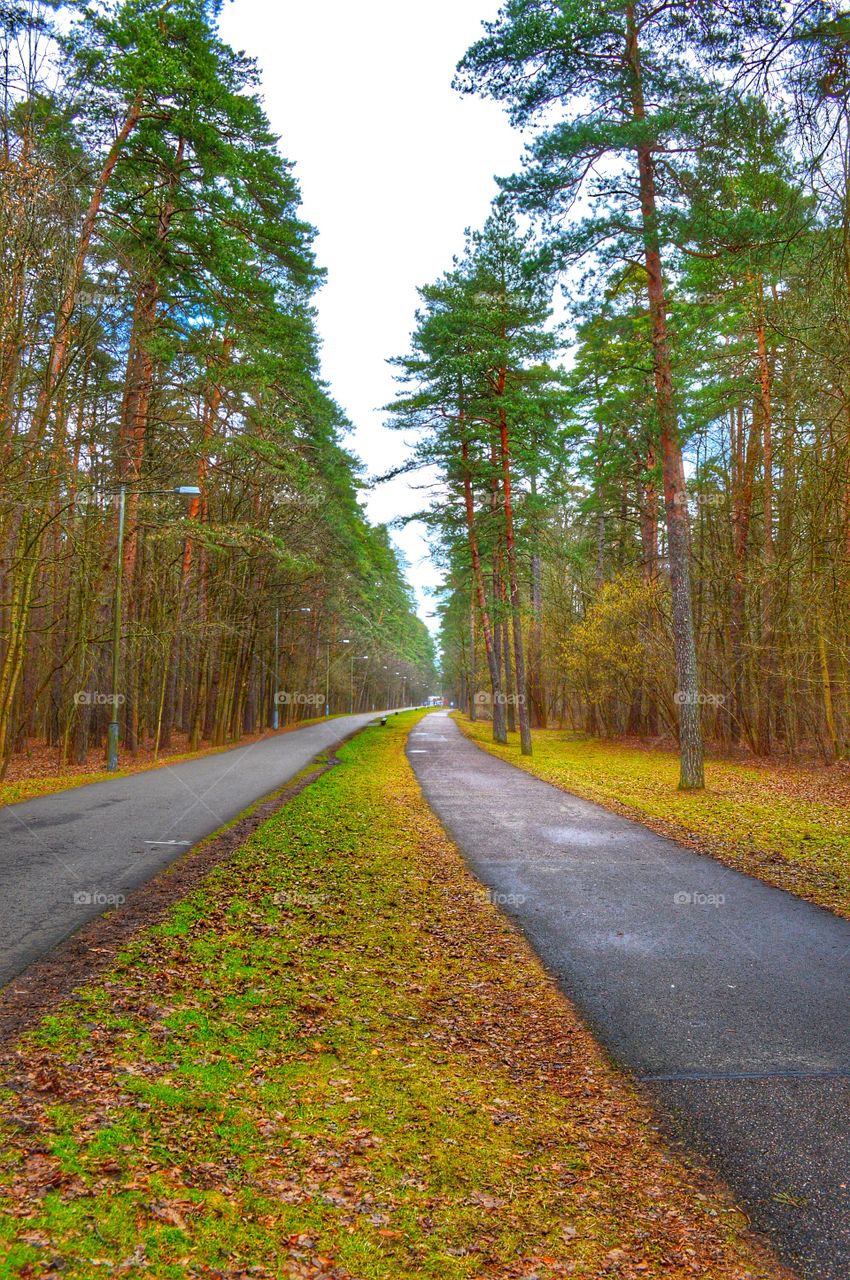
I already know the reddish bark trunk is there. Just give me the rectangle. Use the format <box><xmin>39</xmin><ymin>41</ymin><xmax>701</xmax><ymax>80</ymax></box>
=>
<box><xmin>29</xmin><ymin>93</ymin><xmax>143</xmax><ymax>448</ymax></box>
<box><xmin>730</xmin><ymin>404</ymin><xmax>760</xmax><ymax>753</ymax></box>
<box><xmin>755</xmin><ymin>279</ymin><xmax>776</xmax><ymax>755</ymax></box>
<box><xmin>496</xmin><ymin>380</ymin><xmax>532</xmax><ymax>755</ymax></box>
<box><xmin>627</xmin><ymin>4</ymin><xmax>703</xmax><ymax>788</ymax></box>
<box><xmin>121</xmin><ymin>136</ymin><xmax>185</xmax><ymax>586</ymax></box>
<box><xmin>460</xmin><ymin>429</ymin><xmax>506</xmax><ymax>743</ymax></box>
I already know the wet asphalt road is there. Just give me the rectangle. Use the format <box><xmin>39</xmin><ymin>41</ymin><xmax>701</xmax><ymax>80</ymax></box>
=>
<box><xmin>407</xmin><ymin>712</ymin><xmax>850</xmax><ymax>1280</ymax></box>
<box><xmin>0</xmin><ymin>712</ymin><xmax>383</xmax><ymax>987</ymax></box>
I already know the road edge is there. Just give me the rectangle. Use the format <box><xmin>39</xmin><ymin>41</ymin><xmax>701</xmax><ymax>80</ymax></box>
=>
<box><xmin>0</xmin><ymin>720</ymin><xmax>375</xmax><ymax>1048</ymax></box>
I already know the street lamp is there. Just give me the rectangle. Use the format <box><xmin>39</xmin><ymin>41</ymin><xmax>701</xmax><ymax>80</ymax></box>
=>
<box><xmin>107</xmin><ymin>483</ymin><xmax>201</xmax><ymax>772</ymax></box>
<box><xmin>271</xmin><ymin>606</ymin><xmax>311</xmax><ymax>730</ymax></box>
<box><xmin>350</xmin><ymin>654</ymin><xmax>368</xmax><ymax>714</ymax></box>
<box><xmin>322</xmin><ymin>636</ymin><xmax>352</xmax><ymax>719</ymax></box>
<box><xmin>272</xmin><ymin>606</ymin><xmax>280</xmax><ymax>730</ymax></box>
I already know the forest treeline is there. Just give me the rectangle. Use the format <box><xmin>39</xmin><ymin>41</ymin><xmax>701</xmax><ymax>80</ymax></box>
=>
<box><xmin>0</xmin><ymin>0</ymin><xmax>434</xmax><ymax>775</ymax></box>
<box><xmin>392</xmin><ymin>0</ymin><xmax>850</xmax><ymax>786</ymax></box>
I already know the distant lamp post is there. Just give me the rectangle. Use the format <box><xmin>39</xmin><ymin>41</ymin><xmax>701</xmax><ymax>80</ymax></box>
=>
<box><xmin>107</xmin><ymin>483</ymin><xmax>201</xmax><ymax>772</ymax></box>
<box><xmin>322</xmin><ymin>635</ymin><xmax>350</xmax><ymax>719</ymax></box>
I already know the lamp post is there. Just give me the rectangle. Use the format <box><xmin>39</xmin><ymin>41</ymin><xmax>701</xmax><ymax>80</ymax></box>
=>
<box><xmin>107</xmin><ymin>484</ymin><xmax>201</xmax><ymax>772</ymax></box>
<box><xmin>324</xmin><ymin>640</ymin><xmax>332</xmax><ymax>718</ymax></box>
<box><xmin>271</xmin><ymin>605</ymin><xmax>311</xmax><ymax>729</ymax></box>
<box><xmin>271</xmin><ymin>605</ymin><xmax>280</xmax><ymax>730</ymax></box>
<box><xmin>106</xmin><ymin>486</ymin><xmax>128</xmax><ymax>772</ymax></box>
<box><xmin>323</xmin><ymin>636</ymin><xmax>351</xmax><ymax>719</ymax></box>
<box><xmin>350</xmin><ymin>654</ymin><xmax>368</xmax><ymax>714</ymax></box>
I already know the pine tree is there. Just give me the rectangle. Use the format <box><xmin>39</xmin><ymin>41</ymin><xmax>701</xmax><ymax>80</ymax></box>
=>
<box><xmin>388</xmin><ymin>210</ymin><xmax>567</xmax><ymax>753</ymax></box>
<box><xmin>454</xmin><ymin>0</ymin><xmax>775</xmax><ymax>785</ymax></box>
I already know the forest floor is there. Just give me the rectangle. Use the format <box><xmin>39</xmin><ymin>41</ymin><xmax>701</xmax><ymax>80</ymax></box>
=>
<box><xmin>0</xmin><ymin>717</ymin><xmax>345</xmax><ymax>810</ymax></box>
<box><xmin>457</xmin><ymin>717</ymin><xmax>850</xmax><ymax>921</ymax></box>
<box><xmin>0</xmin><ymin>712</ymin><xmax>786</xmax><ymax>1280</ymax></box>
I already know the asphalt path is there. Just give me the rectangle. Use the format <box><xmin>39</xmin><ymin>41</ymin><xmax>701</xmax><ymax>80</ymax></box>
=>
<box><xmin>407</xmin><ymin>712</ymin><xmax>850</xmax><ymax>1280</ymax></box>
<box><xmin>0</xmin><ymin>712</ymin><xmax>385</xmax><ymax>987</ymax></box>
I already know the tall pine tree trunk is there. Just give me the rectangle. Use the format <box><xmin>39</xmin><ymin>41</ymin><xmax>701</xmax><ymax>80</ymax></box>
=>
<box><xmin>497</xmin><ymin>392</ymin><xmax>532</xmax><ymax>755</ymax></box>
<box><xmin>460</xmin><ymin>430</ymin><xmax>506</xmax><ymax>743</ymax></box>
<box><xmin>755</xmin><ymin>278</ymin><xmax>777</xmax><ymax>755</ymax></box>
<box><xmin>528</xmin><ymin>474</ymin><xmax>546</xmax><ymax>728</ymax></box>
<box><xmin>730</xmin><ymin>404</ymin><xmax>760</xmax><ymax>752</ymax></box>
<box><xmin>627</xmin><ymin>5</ymin><xmax>703</xmax><ymax>788</ymax></box>
<box><xmin>468</xmin><ymin>596</ymin><xmax>477</xmax><ymax>719</ymax></box>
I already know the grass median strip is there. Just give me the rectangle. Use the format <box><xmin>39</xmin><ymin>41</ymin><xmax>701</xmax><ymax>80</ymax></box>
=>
<box><xmin>458</xmin><ymin>716</ymin><xmax>850</xmax><ymax>921</ymax></box>
<box><xmin>0</xmin><ymin>712</ymin><xmax>784</xmax><ymax>1279</ymax></box>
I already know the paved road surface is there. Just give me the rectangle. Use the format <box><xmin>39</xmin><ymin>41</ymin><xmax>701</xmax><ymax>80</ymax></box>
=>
<box><xmin>0</xmin><ymin>713</ymin><xmax>383</xmax><ymax>987</ymax></box>
<box><xmin>408</xmin><ymin>712</ymin><xmax>850</xmax><ymax>1280</ymax></box>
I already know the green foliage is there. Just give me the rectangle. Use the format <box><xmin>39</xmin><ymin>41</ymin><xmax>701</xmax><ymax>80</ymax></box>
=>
<box><xmin>436</xmin><ymin>0</ymin><xmax>850</xmax><ymax>765</ymax></box>
<box><xmin>563</xmin><ymin>575</ymin><xmax>668</xmax><ymax>711</ymax></box>
<box><xmin>0</xmin><ymin>0</ymin><xmax>432</xmax><ymax>763</ymax></box>
<box><xmin>387</xmin><ymin>207</ymin><xmax>570</xmax><ymax>605</ymax></box>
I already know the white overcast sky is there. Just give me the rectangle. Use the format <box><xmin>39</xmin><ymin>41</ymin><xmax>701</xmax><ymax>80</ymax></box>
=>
<box><xmin>219</xmin><ymin>0</ymin><xmax>523</xmax><ymax>633</ymax></box>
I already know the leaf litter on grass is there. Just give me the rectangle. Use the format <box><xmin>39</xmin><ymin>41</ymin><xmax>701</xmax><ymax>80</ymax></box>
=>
<box><xmin>0</xmin><ymin>713</ymin><xmax>791</xmax><ymax>1279</ymax></box>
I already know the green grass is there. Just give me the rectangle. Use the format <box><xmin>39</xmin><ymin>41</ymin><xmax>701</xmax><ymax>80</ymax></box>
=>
<box><xmin>0</xmin><ymin>712</ymin><xmax>780</xmax><ymax>1279</ymax></box>
<box><xmin>459</xmin><ymin>716</ymin><xmax>850</xmax><ymax>918</ymax></box>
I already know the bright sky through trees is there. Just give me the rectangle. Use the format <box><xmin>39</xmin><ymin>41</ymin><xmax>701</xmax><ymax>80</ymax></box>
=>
<box><xmin>219</xmin><ymin>0</ymin><xmax>522</xmax><ymax>630</ymax></box>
